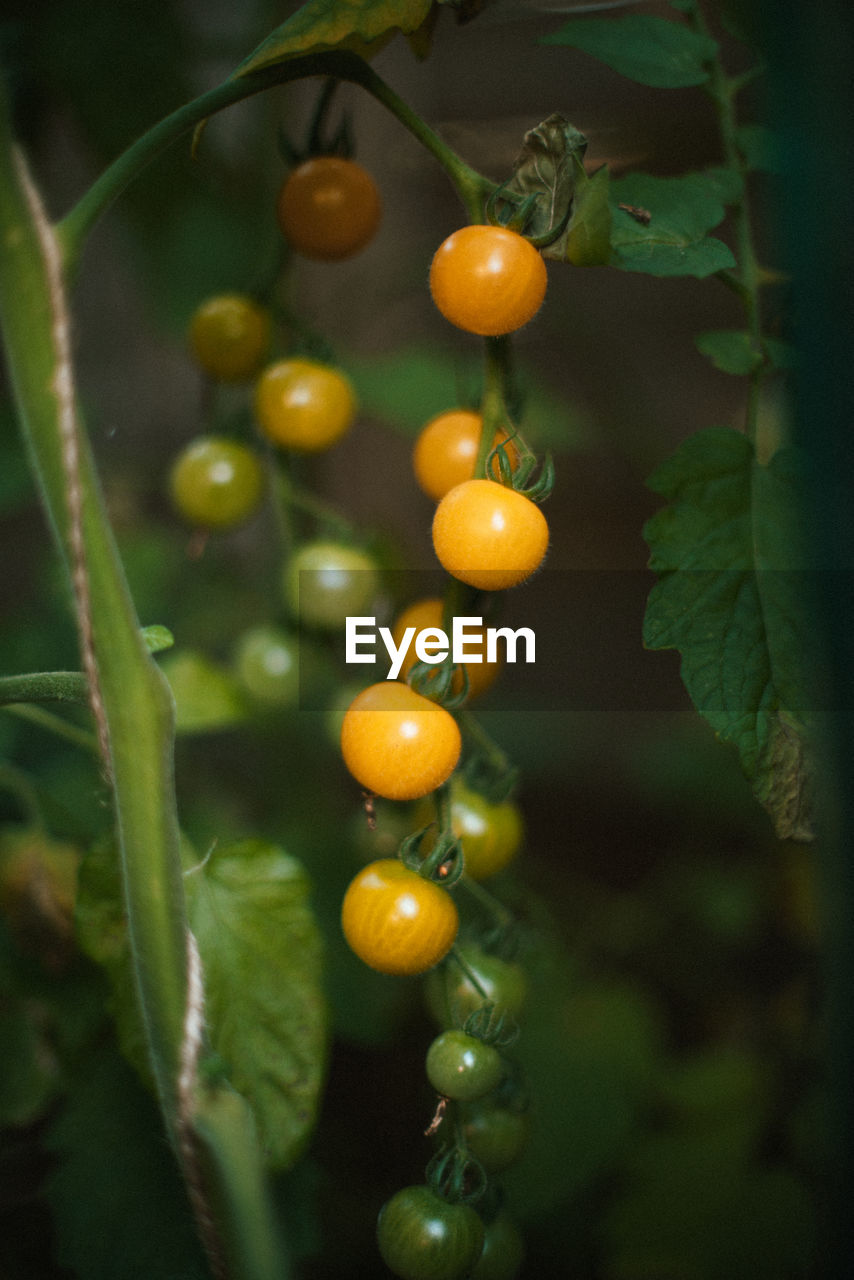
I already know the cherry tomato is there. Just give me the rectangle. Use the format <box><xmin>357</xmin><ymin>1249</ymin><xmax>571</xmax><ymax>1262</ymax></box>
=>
<box><xmin>276</xmin><ymin>156</ymin><xmax>382</xmax><ymax>261</ymax></box>
<box><xmin>413</xmin><ymin>409</ymin><xmax>519</xmax><ymax>502</ymax></box>
<box><xmin>285</xmin><ymin>541</ymin><xmax>378</xmax><ymax>630</ymax></box>
<box><xmin>340</xmin><ymin>682</ymin><xmax>461</xmax><ymax>801</ymax></box>
<box><xmin>469</xmin><ymin>1214</ymin><xmax>525</xmax><ymax>1280</ymax></box>
<box><xmin>429</xmin><ymin>225</ymin><xmax>547</xmax><ymax>337</ymax></box>
<box><xmin>426</xmin><ymin>1029</ymin><xmax>503</xmax><ymax>1101</ymax></box>
<box><xmin>425</xmin><ymin>943</ymin><xmax>527</xmax><ymax>1028</ymax></box>
<box><xmin>169</xmin><ymin>437</ymin><xmax>264</xmax><ymax>531</ymax></box>
<box><xmin>391</xmin><ymin>598</ymin><xmax>500</xmax><ymax>701</ymax></box>
<box><xmin>188</xmin><ymin>294</ymin><xmax>271</xmax><ymax>382</ymax></box>
<box><xmin>341</xmin><ymin>858</ymin><xmax>458</xmax><ymax>976</ymax></box>
<box><xmin>233</xmin><ymin>625</ymin><xmax>300</xmax><ymax>706</ymax></box>
<box><xmin>376</xmin><ymin>1185</ymin><xmax>484</xmax><ymax>1280</ymax></box>
<box><xmin>461</xmin><ymin>1102</ymin><xmax>530</xmax><ymax>1174</ymax></box>
<box><xmin>432</xmin><ymin>478</ymin><xmax>549</xmax><ymax>591</ymax></box>
<box><xmin>254</xmin><ymin>358</ymin><xmax>356</xmax><ymax>453</ymax></box>
<box><xmin>417</xmin><ymin>778</ymin><xmax>522</xmax><ymax>880</ymax></box>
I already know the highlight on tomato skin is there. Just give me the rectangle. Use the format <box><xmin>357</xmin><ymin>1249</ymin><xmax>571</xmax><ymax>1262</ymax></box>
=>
<box><xmin>339</xmin><ymin>681</ymin><xmax>461</xmax><ymax>801</ymax></box>
<box><xmin>254</xmin><ymin>358</ymin><xmax>357</xmax><ymax>453</ymax></box>
<box><xmin>431</xmin><ymin>478</ymin><xmax>549</xmax><ymax>591</ymax></box>
<box><xmin>341</xmin><ymin>858</ymin><xmax>459</xmax><ymax>976</ymax></box>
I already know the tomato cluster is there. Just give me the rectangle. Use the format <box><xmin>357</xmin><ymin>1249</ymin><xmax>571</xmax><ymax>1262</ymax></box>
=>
<box><xmin>168</xmin><ymin>123</ymin><xmax>550</xmax><ymax>1280</ymax></box>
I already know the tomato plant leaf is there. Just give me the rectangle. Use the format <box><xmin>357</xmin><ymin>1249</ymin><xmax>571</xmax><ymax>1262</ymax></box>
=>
<box><xmin>541</xmin><ymin>15</ymin><xmax>717</xmax><ymax>88</ymax></box>
<box><xmin>643</xmin><ymin>428</ymin><xmax>815</xmax><ymax>840</ymax></box>
<box><xmin>158</xmin><ymin>650</ymin><xmax>248</xmax><ymax>734</ymax></box>
<box><xmin>184</xmin><ymin>839</ymin><xmax>327</xmax><ymax>1171</ymax></box>
<box><xmin>610</xmin><ymin>169</ymin><xmax>740</xmax><ymax>277</ymax></box>
<box><xmin>77</xmin><ymin>837</ymin><xmax>328</xmax><ymax>1170</ymax></box>
<box><xmin>564</xmin><ymin>159</ymin><xmax>613</xmax><ymax>266</ymax></box>
<box><xmin>235</xmin><ymin>0</ymin><xmax>434</xmax><ymax>76</ymax></box>
<box><xmin>736</xmin><ymin>123</ymin><xmax>784</xmax><ymax>175</ymax></box>
<box><xmin>499</xmin><ymin>114</ymin><xmax>590</xmax><ymax>249</ymax></box>
<box><xmin>696</xmin><ymin>330</ymin><xmax>762</xmax><ymax>375</ymax></box>
<box><xmin>46</xmin><ymin>1043</ymin><xmax>209</xmax><ymax>1280</ymax></box>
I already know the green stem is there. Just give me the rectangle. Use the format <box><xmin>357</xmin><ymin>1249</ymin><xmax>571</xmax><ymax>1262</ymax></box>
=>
<box><xmin>0</xmin><ymin>86</ymin><xmax>281</xmax><ymax>1280</ymax></box>
<box><xmin>2</xmin><ymin>704</ymin><xmax>98</xmax><ymax>754</ymax></box>
<box><xmin>475</xmin><ymin>337</ymin><xmax>536</xmax><ymax>480</ymax></box>
<box><xmin>458</xmin><ymin>874</ymin><xmax>514</xmax><ymax>930</ymax></box>
<box><xmin>693</xmin><ymin>2</ymin><xmax>765</xmax><ymax>444</ymax></box>
<box><xmin>0</xmin><ymin>671</ymin><xmax>88</xmax><ymax>705</ymax></box>
<box><xmin>58</xmin><ymin>50</ymin><xmax>492</xmax><ymax>267</ymax></box>
<box><xmin>458</xmin><ymin>709</ymin><xmax>513</xmax><ymax>777</ymax></box>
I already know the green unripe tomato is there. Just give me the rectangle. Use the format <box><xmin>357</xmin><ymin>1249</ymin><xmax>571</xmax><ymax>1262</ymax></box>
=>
<box><xmin>285</xmin><ymin>541</ymin><xmax>378</xmax><ymax>630</ymax></box>
<box><xmin>188</xmin><ymin>293</ymin><xmax>270</xmax><ymax>382</ymax></box>
<box><xmin>469</xmin><ymin>1214</ymin><xmax>525</xmax><ymax>1280</ymax></box>
<box><xmin>377</xmin><ymin>1185</ymin><xmax>485</xmax><ymax>1280</ymax></box>
<box><xmin>426</xmin><ymin>1029</ymin><xmax>503</xmax><ymax>1102</ymax></box>
<box><xmin>169</xmin><ymin>437</ymin><xmax>264</xmax><ymax>531</ymax></box>
<box><xmin>425</xmin><ymin>943</ymin><xmax>527</xmax><ymax>1029</ymax></box>
<box><xmin>461</xmin><ymin>1102</ymin><xmax>530</xmax><ymax>1174</ymax></box>
<box><xmin>417</xmin><ymin>779</ymin><xmax>523</xmax><ymax>881</ymax></box>
<box><xmin>233</xmin><ymin>626</ymin><xmax>301</xmax><ymax>706</ymax></box>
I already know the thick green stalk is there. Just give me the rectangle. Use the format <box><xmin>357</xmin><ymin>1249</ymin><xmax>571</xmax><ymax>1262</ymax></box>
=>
<box><xmin>0</xmin><ymin>87</ymin><xmax>284</xmax><ymax>1280</ymax></box>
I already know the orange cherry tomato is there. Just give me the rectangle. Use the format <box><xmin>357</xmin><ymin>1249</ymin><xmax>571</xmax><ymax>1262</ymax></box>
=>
<box><xmin>340</xmin><ymin>681</ymin><xmax>461</xmax><ymax>801</ymax></box>
<box><xmin>276</xmin><ymin>156</ymin><xmax>382</xmax><ymax>261</ymax></box>
<box><xmin>431</xmin><ymin>479</ymin><xmax>549</xmax><ymax>591</ymax></box>
<box><xmin>391</xmin><ymin>598</ymin><xmax>501</xmax><ymax>700</ymax></box>
<box><xmin>413</xmin><ymin>408</ymin><xmax>519</xmax><ymax>502</ymax></box>
<box><xmin>429</xmin><ymin>225</ymin><xmax>547</xmax><ymax>336</ymax></box>
<box><xmin>341</xmin><ymin>858</ymin><xmax>459</xmax><ymax>976</ymax></box>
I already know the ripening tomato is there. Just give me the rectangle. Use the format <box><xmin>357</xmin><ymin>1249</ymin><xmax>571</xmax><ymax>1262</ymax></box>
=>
<box><xmin>417</xmin><ymin>778</ymin><xmax>522</xmax><ymax>881</ymax></box>
<box><xmin>429</xmin><ymin>225</ymin><xmax>547</xmax><ymax>337</ymax></box>
<box><xmin>340</xmin><ymin>681</ymin><xmax>461</xmax><ymax>801</ymax></box>
<box><xmin>254</xmin><ymin>358</ymin><xmax>356</xmax><ymax>453</ymax></box>
<box><xmin>377</xmin><ymin>1185</ymin><xmax>484</xmax><ymax>1280</ymax></box>
<box><xmin>169</xmin><ymin>437</ymin><xmax>264</xmax><ymax>531</ymax></box>
<box><xmin>276</xmin><ymin>156</ymin><xmax>382</xmax><ymax>261</ymax></box>
<box><xmin>461</xmin><ymin>1102</ymin><xmax>530</xmax><ymax>1174</ymax></box>
<box><xmin>233</xmin><ymin>625</ymin><xmax>301</xmax><ymax>707</ymax></box>
<box><xmin>413</xmin><ymin>409</ymin><xmax>519</xmax><ymax>502</ymax></box>
<box><xmin>285</xmin><ymin>541</ymin><xmax>378</xmax><ymax>630</ymax></box>
<box><xmin>432</xmin><ymin>479</ymin><xmax>549</xmax><ymax>590</ymax></box>
<box><xmin>391</xmin><ymin>598</ymin><xmax>501</xmax><ymax>701</ymax></box>
<box><xmin>425</xmin><ymin>942</ymin><xmax>527</xmax><ymax>1028</ymax></box>
<box><xmin>341</xmin><ymin>858</ymin><xmax>458</xmax><ymax>976</ymax></box>
<box><xmin>188</xmin><ymin>294</ymin><xmax>271</xmax><ymax>382</ymax></box>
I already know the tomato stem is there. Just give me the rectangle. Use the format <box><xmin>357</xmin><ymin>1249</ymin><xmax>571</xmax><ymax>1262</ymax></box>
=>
<box><xmin>57</xmin><ymin>50</ymin><xmax>493</xmax><ymax>270</ymax></box>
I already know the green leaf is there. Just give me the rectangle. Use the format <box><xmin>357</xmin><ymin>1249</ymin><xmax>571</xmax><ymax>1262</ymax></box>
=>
<box><xmin>185</xmin><ymin>840</ymin><xmax>327</xmax><ymax>1171</ymax></box>
<box><xmin>541</xmin><ymin>15</ymin><xmax>717</xmax><ymax>88</ymax></box>
<box><xmin>643</xmin><ymin>427</ymin><xmax>815</xmax><ymax>840</ymax></box>
<box><xmin>158</xmin><ymin>650</ymin><xmax>248</xmax><ymax>733</ymax></box>
<box><xmin>736</xmin><ymin>123</ymin><xmax>784</xmax><ymax>175</ymax></box>
<box><xmin>235</xmin><ymin>0</ymin><xmax>434</xmax><ymax>76</ymax></box>
<box><xmin>141</xmin><ymin>624</ymin><xmax>174</xmax><ymax>654</ymax></box>
<box><xmin>610</xmin><ymin>169</ymin><xmax>740</xmax><ymax>277</ymax></box>
<box><xmin>564</xmin><ymin>159</ymin><xmax>613</xmax><ymax>266</ymax></box>
<box><xmin>46</xmin><ymin>1043</ymin><xmax>208</xmax><ymax>1280</ymax></box>
<box><xmin>497</xmin><ymin>114</ymin><xmax>590</xmax><ymax>249</ymax></box>
<box><xmin>77</xmin><ymin>836</ymin><xmax>327</xmax><ymax>1171</ymax></box>
<box><xmin>696</xmin><ymin>330</ymin><xmax>762</xmax><ymax>375</ymax></box>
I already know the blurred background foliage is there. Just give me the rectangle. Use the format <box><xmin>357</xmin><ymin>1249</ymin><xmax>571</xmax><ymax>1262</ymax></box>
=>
<box><xmin>0</xmin><ymin>1</ymin><xmax>823</xmax><ymax>1277</ymax></box>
